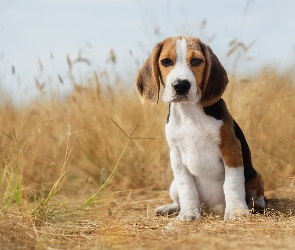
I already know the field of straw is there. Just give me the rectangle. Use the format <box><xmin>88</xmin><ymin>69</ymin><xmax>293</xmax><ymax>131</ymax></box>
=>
<box><xmin>0</xmin><ymin>49</ymin><xmax>295</xmax><ymax>249</ymax></box>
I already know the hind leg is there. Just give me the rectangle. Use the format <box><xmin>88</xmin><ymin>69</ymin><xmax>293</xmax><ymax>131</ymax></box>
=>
<box><xmin>154</xmin><ymin>180</ymin><xmax>180</xmax><ymax>216</ymax></box>
<box><xmin>246</xmin><ymin>172</ymin><xmax>265</xmax><ymax>212</ymax></box>
<box><xmin>248</xmin><ymin>195</ymin><xmax>265</xmax><ymax>211</ymax></box>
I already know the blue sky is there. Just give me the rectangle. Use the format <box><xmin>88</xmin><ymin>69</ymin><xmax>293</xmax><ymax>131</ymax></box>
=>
<box><xmin>1</xmin><ymin>0</ymin><xmax>295</xmax><ymax>102</ymax></box>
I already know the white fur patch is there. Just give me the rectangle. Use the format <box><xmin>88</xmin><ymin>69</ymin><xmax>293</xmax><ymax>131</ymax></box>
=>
<box><xmin>163</xmin><ymin>102</ymin><xmax>225</xmax><ymax>220</ymax></box>
<box><xmin>223</xmin><ymin>166</ymin><xmax>249</xmax><ymax>220</ymax></box>
<box><xmin>162</xmin><ymin>38</ymin><xmax>199</xmax><ymax>103</ymax></box>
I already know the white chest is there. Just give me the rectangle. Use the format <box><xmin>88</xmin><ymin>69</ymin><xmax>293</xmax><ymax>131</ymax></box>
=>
<box><xmin>166</xmin><ymin>103</ymin><xmax>224</xmax><ymax>177</ymax></box>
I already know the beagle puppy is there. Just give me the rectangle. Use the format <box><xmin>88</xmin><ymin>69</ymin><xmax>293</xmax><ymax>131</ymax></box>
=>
<box><xmin>135</xmin><ymin>36</ymin><xmax>265</xmax><ymax>221</ymax></box>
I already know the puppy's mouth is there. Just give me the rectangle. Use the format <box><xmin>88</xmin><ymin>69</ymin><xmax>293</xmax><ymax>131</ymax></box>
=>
<box><xmin>170</xmin><ymin>95</ymin><xmax>189</xmax><ymax>102</ymax></box>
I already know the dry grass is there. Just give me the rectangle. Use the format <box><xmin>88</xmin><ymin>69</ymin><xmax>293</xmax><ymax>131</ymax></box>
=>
<box><xmin>0</xmin><ymin>65</ymin><xmax>295</xmax><ymax>249</ymax></box>
<box><xmin>1</xmin><ymin>189</ymin><xmax>295</xmax><ymax>249</ymax></box>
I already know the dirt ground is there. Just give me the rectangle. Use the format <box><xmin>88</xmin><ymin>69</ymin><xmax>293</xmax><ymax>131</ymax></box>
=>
<box><xmin>1</xmin><ymin>187</ymin><xmax>295</xmax><ymax>250</ymax></box>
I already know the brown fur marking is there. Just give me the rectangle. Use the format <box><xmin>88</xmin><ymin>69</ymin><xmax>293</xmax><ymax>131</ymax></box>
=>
<box><xmin>217</xmin><ymin>102</ymin><xmax>243</xmax><ymax>168</ymax></box>
<box><xmin>158</xmin><ymin>37</ymin><xmax>205</xmax><ymax>91</ymax></box>
<box><xmin>220</xmin><ymin>123</ymin><xmax>244</xmax><ymax>168</ymax></box>
<box><xmin>200</xmin><ymin>42</ymin><xmax>228</xmax><ymax>107</ymax></box>
<box><xmin>135</xmin><ymin>42</ymin><xmax>163</xmax><ymax>107</ymax></box>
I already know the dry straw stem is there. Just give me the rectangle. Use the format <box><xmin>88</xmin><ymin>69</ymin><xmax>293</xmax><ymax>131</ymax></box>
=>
<box><xmin>75</xmin><ymin>117</ymin><xmax>159</xmax><ymax>210</ymax></box>
<box><xmin>0</xmin><ymin>130</ymin><xmax>32</xmax><ymax>212</ymax></box>
<box><xmin>31</xmin><ymin>124</ymin><xmax>73</xmax><ymax>219</ymax></box>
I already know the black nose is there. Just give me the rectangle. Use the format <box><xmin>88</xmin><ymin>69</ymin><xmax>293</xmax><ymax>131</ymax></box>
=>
<box><xmin>172</xmin><ymin>79</ymin><xmax>191</xmax><ymax>95</ymax></box>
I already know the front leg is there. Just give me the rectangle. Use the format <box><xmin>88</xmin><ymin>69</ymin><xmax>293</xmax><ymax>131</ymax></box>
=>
<box><xmin>220</xmin><ymin>124</ymin><xmax>249</xmax><ymax>220</ymax></box>
<box><xmin>170</xmin><ymin>149</ymin><xmax>201</xmax><ymax>221</ymax></box>
<box><xmin>223</xmin><ymin>166</ymin><xmax>249</xmax><ymax>220</ymax></box>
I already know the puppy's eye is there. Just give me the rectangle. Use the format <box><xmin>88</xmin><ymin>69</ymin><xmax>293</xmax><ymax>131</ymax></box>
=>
<box><xmin>161</xmin><ymin>58</ymin><xmax>173</xmax><ymax>67</ymax></box>
<box><xmin>190</xmin><ymin>58</ymin><xmax>203</xmax><ymax>67</ymax></box>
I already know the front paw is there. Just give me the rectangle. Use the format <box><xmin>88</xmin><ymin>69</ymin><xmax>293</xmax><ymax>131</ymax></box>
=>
<box><xmin>224</xmin><ymin>204</ymin><xmax>249</xmax><ymax>221</ymax></box>
<box><xmin>177</xmin><ymin>208</ymin><xmax>201</xmax><ymax>222</ymax></box>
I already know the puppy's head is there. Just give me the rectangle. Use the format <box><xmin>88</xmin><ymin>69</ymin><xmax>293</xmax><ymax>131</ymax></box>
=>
<box><xmin>135</xmin><ymin>36</ymin><xmax>228</xmax><ymax>107</ymax></box>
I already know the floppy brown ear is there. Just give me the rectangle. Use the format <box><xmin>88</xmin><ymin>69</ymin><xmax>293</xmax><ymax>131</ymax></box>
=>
<box><xmin>200</xmin><ymin>42</ymin><xmax>228</xmax><ymax>107</ymax></box>
<box><xmin>135</xmin><ymin>43</ymin><xmax>163</xmax><ymax>107</ymax></box>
